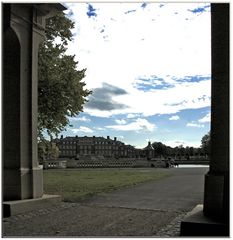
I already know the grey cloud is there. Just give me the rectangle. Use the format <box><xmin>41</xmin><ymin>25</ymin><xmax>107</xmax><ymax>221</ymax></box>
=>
<box><xmin>125</xmin><ymin>9</ymin><xmax>137</xmax><ymax>14</ymax></box>
<box><xmin>85</xmin><ymin>83</ymin><xmax>128</xmax><ymax>111</ymax></box>
<box><xmin>164</xmin><ymin>100</ymin><xmax>188</xmax><ymax>107</ymax></box>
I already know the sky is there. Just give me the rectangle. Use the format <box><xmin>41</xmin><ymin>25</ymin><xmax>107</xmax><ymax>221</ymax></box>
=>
<box><xmin>59</xmin><ymin>2</ymin><xmax>211</xmax><ymax>149</ymax></box>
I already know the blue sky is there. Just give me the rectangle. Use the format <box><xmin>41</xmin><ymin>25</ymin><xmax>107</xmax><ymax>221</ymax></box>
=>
<box><xmin>59</xmin><ymin>2</ymin><xmax>211</xmax><ymax>148</ymax></box>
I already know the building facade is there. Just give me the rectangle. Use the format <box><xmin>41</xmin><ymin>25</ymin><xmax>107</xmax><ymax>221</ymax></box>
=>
<box><xmin>53</xmin><ymin>135</ymin><xmax>142</xmax><ymax>159</ymax></box>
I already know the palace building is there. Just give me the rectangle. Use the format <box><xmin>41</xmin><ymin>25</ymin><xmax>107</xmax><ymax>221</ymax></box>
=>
<box><xmin>53</xmin><ymin>135</ymin><xmax>142</xmax><ymax>159</ymax></box>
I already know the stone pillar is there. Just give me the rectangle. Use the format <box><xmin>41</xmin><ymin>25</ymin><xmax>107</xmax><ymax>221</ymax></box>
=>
<box><xmin>180</xmin><ymin>4</ymin><xmax>229</xmax><ymax>236</ymax></box>
<box><xmin>3</xmin><ymin>4</ymin><xmax>65</xmax><ymax>201</ymax></box>
<box><xmin>203</xmin><ymin>3</ymin><xmax>229</xmax><ymax>223</ymax></box>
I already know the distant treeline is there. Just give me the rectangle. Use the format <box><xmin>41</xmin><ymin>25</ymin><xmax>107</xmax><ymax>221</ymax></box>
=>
<box><xmin>152</xmin><ymin>132</ymin><xmax>210</xmax><ymax>158</ymax></box>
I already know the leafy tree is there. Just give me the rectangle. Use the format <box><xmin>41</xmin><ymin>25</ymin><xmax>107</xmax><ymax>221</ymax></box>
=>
<box><xmin>152</xmin><ymin>142</ymin><xmax>167</xmax><ymax>157</ymax></box>
<box><xmin>151</xmin><ymin>138</ymin><xmax>211</xmax><ymax>160</ymax></box>
<box><xmin>201</xmin><ymin>132</ymin><xmax>211</xmax><ymax>156</ymax></box>
<box><xmin>38</xmin><ymin>12</ymin><xmax>91</xmax><ymax>140</ymax></box>
<box><xmin>188</xmin><ymin>147</ymin><xmax>194</xmax><ymax>156</ymax></box>
<box><xmin>166</xmin><ymin>146</ymin><xmax>173</xmax><ymax>156</ymax></box>
<box><xmin>177</xmin><ymin>145</ymin><xmax>185</xmax><ymax>156</ymax></box>
<box><xmin>173</xmin><ymin>146</ymin><xmax>179</xmax><ymax>157</ymax></box>
<box><xmin>38</xmin><ymin>140</ymin><xmax>59</xmax><ymax>164</ymax></box>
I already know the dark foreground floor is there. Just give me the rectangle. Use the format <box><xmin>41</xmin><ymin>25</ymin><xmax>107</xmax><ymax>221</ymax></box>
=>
<box><xmin>3</xmin><ymin>167</ymin><xmax>208</xmax><ymax>237</ymax></box>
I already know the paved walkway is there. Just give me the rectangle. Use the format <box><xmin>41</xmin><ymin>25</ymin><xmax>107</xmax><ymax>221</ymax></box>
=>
<box><xmin>3</xmin><ymin>167</ymin><xmax>208</xmax><ymax>237</ymax></box>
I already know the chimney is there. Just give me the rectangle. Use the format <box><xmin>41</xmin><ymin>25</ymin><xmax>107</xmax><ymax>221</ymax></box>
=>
<box><xmin>114</xmin><ymin>137</ymin><xmax>117</xmax><ymax>141</ymax></box>
<box><xmin>60</xmin><ymin>135</ymin><xmax>63</xmax><ymax>139</ymax></box>
<box><xmin>107</xmin><ymin>136</ymin><xmax>110</xmax><ymax>140</ymax></box>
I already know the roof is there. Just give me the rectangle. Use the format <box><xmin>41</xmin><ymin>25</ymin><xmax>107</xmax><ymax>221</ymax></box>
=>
<box><xmin>144</xmin><ymin>141</ymin><xmax>154</xmax><ymax>150</ymax></box>
<box><xmin>53</xmin><ymin>135</ymin><xmax>137</xmax><ymax>149</ymax></box>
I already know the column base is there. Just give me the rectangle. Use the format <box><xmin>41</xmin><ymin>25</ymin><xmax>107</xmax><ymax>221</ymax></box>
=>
<box><xmin>4</xmin><ymin>166</ymin><xmax>43</xmax><ymax>200</ymax></box>
<box><xmin>3</xmin><ymin>194</ymin><xmax>62</xmax><ymax>217</ymax></box>
<box><xmin>180</xmin><ymin>204</ymin><xmax>229</xmax><ymax>236</ymax></box>
<box><xmin>203</xmin><ymin>172</ymin><xmax>229</xmax><ymax>222</ymax></box>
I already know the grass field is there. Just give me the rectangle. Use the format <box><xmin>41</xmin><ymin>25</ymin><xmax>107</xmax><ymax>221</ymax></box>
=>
<box><xmin>43</xmin><ymin>168</ymin><xmax>171</xmax><ymax>202</ymax></box>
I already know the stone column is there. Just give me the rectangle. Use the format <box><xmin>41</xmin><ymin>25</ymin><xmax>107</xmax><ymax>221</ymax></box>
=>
<box><xmin>203</xmin><ymin>3</ymin><xmax>229</xmax><ymax>223</ymax></box>
<box><xmin>3</xmin><ymin>4</ymin><xmax>65</xmax><ymax>201</ymax></box>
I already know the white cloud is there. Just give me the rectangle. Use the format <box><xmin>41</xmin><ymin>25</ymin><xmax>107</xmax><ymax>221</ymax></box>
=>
<box><xmin>94</xmin><ymin>127</ymin><xmax>105</xmax><ymax>131</ymax></box>
<box><xmin>164</xmin><ymin>140</ymin><xmax>201</xmax><ymax>148</ymax></box>
<box><xmin>71</xmin><ymin>126</ymin><xmax>94</xmax><ymax>133</ymax></box>
<box><xmin>198</xmin><ymin>112</ymin><xmax>210</xmax><ymax>123</ymax></box>
<box><xmin>67</xmin><ymin>3</ymin><xmax>210</xmax><ymax>81</ymax></box>
<box><xmin>71</xmin><ymin>116</ymin><xmax>91</xmax><ymax>122</ymax></box>
<box><xmin>186</xmin><ymin>122</ymin><xmax>205</xmax><ymax>128</ymax></box>
<box><xmin>126</xmin><ymin>113</ymin><xmax>140</xmax><ymax>118</ymax></box>
<box><xmin>106</xmin><ymin>118</ymin><xmax>156</xmax><ymax>132</ymax></box>
<box><xmin>115</xmin><ymin>119</ymin><xmax>127</xmax><ymax>124</ymax></box>
<box><xmin>84</xmin><ymin>79</ymin><xmax>211</xmax><ymax>117</ymax></box>
<box><xmin>116</xmin><ymin>135</ymin><xmax>124</xmax><ymax>140</ymax></box>
<box><xmin>169</xmin><ymin>115</ymin><xmax>180</xmax><ymax>120</ymax></box>
<box><xmin>65</xmin><ymin>3</ymin><xmax>211</xmax><ymax>118</ymax></box>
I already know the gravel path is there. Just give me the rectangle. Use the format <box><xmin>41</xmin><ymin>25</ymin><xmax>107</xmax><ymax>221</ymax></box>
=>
<box><xmin>3</xmin><ymin>202</ymin><xmax>182</xmax><ymax>237</ymax></box>
<box><xmin>3</xmin><ymin>167</ymin><xmax>208</xmax><ymax>237</ymax></box>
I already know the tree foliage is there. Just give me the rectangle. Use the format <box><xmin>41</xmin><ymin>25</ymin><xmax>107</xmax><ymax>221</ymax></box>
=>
<box><xmin>152</xmin><ymin>142</ymin><xmax>167</xmax><ymax>156</ymax></box>
<box><xmin>201</xmin><ymin>131</ymin><xmax>211</xmax><ymax>155</ymax></box>
<box><xmin>152</xmin><ymin>133</ymin><xmax>210</xmax><ymax>159</ymax></box>
<box><xmin>38</xmin><ymin>140</ymin><xmax>59</xmax><ymax>163</ymax></box>
<box><xmin>38</xmin><ymin>12</ymin><xmax>91</xmax><ymax>140</ymax></box>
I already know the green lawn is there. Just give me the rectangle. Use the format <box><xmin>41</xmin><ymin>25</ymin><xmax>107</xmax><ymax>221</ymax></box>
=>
<box><xmin>43</xmin><ymin>168</ymin><xmax>171</xmax><ymax>202</ymax></box>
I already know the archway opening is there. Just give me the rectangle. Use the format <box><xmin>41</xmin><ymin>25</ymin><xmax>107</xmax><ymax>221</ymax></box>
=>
<box><xmin>3</xmin><ymin>28</ymin><xmax>21</xmax><ymax>200</ymax></box>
